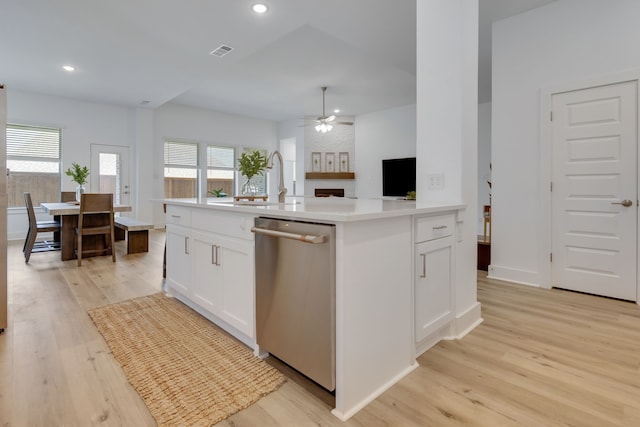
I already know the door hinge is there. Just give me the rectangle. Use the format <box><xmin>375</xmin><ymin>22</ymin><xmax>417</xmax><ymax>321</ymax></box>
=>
<box><xmin>550</xmin><ymin>253</ymin><xmax>553</xmax><ymax>262</ymax></box>
<box><xmin>550</xmin><ymin>182</ymin><xmax>553</xmax><ymax>192</ymax></box>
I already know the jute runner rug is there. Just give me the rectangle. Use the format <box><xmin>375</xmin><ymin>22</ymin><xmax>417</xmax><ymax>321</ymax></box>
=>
<box><xmin>88</xmin><ymin>293</ymin><xmax>285</xmax><ymax>426</ymax></box>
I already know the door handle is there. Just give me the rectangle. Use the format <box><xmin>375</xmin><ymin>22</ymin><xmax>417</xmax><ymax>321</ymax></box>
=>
<box><xmin>419</xmin><ymin>253</ymin><xmax>426</xmax><ymax>278</ymax></box>
<box><xmin>611</xmin><ymin>199</ymin><xmax>633</xmax><ymax>207</ymax></box>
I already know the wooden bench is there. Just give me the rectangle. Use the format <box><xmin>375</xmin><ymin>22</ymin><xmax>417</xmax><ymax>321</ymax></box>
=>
<box><xmin>114</xmin><ymin>217</ymin><xmax>154</xmax><ymax>254</ymax></box>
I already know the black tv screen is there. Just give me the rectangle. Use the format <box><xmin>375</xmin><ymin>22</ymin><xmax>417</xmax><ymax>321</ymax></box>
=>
<box><xmin>382</xmin><ymin>157</ymin><xmax>416</xmax><ymax>197</ymax></box>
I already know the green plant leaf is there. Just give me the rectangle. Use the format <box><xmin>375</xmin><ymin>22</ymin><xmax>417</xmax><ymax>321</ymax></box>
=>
<box><xmin>238</xmin><ymin>150</ymin><xmax>268</xmax><ymax>179</ymax></box>
<box><xmin>65</xmin><ymin>162</ymin><xmax>90</xmax><ymax>185</ymax></box>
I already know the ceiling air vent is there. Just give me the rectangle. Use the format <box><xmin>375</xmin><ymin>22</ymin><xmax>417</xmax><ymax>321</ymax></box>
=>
<box><xmin>209</xmin><ymin>44</ymin><xmax>234</xmax><ymax>57</ymax></box>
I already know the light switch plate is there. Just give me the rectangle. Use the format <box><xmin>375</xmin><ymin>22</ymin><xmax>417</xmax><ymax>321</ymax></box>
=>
<box><xmin>427</xmin><ymin>173</ymin><xmax>444</xmax><ymax>190</ymax></box>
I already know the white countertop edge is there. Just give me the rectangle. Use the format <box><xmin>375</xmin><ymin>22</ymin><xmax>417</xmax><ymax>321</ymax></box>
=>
<box><xmin>162</xmin><ymin>198</ymin><xmax>465</xmax><ymax>223</ymax></box>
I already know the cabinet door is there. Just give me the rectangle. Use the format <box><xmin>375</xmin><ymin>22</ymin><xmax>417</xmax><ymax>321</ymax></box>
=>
<box><xmin>415</xmin><ymin>237</ymin><xmax>453</xmax><ymax>342</ymax></box>
<box><xmin>217</xmin><ymin>234</ymin><xmax>254</xmax><ymax>338</ymax></box>
<box><xmin>166</xmin><ymin>225</ymin><xmax>191</xmax><ymax>295</ymax></box>
<box><xmin>191</xmin><ymin>231</ymin><xmax>221</xmax><ymax>313</ymax></box>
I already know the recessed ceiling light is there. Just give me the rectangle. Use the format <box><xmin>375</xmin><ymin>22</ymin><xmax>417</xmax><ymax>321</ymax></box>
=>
<box><xmin>62</xmin><ymin>65</ymin><xmax>76</xmax><ymax>72</ymax></box>
<box><xmin>334</xmin><ymin>109</ymin><xmax>340</xmax><ymax>114</ymax></box>
<box><xmin>252</xmin><ymin>4</ymin><xmax>268</xmax><ymax>13</ymax></box>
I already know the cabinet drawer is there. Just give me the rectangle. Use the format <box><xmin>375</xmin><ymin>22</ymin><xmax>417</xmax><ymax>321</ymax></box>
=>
<box><xmin>166</xmin><ymin>205</ymin><xmax>192</xmax><ymax>227</ymax></box>
<box><xmin>415</xmin><ymin>214</ymin><xmax>455</xmax><ymax>243</ymax></box>
<box><xmin>192</xmin><ymin>208</ymin><xmax>254</xmax><ymax>240</ymax></box>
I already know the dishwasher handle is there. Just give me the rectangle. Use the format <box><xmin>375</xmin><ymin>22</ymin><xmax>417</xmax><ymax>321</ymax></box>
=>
<box><xmin>251</xmin><ymin>226</ymin><xmax>326</xmax><ymax>244</ymax></box>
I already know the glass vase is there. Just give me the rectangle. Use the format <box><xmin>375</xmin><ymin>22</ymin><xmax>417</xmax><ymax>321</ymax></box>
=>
<box><xmin>241</xmin><ymin>177</ymin><xmax>259</xmax><ymax>196</ymax></box>
<box><xmin>75</xmin><ymin>184</ymin><xmax>86</xmax><ymax>202</ymax></box>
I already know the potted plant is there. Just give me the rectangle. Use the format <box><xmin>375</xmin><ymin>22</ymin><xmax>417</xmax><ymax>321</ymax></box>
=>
<box><xmin>237</xmin><ymin>150</ymin><xmax>267</xmax><ymax>196</ymax></box>
<box><xmin>208</xmin><ymin>188</ymin><xmax>227</xmax><ymax>198</ymax></box>
<box><xmin>65</xmin><ymin>162</ymin><xmax>90</xmax><ymax>201</ymax></box>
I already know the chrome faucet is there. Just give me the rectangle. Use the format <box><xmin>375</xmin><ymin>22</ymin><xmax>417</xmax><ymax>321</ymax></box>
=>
<box><xmin>266</xmin><ymin>150</ymin><xmax>287</xmax><ymax>203</ymax></box>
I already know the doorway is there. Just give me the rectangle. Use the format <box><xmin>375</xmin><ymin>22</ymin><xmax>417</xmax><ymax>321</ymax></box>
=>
<box><xmin>90</xmin><ymin>144</ymin><xmax>131</xmax><ymax>207</ymax></box>
<box><xmin>280</xmin><ymin>138</ymin><xmax>296</xmax><ymax>196</ymax></box>
<box><xmin>551</xmin><ymin>80</ymin><xmax>638</xmax><ymax>301</ymax></box>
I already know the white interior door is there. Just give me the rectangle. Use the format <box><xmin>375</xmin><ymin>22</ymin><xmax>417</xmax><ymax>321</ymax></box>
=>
<box><xmin>90</xmin><ymin>144</ymin><xmax>130</xmax><ymax>206</ymax></box>
<box><xmin>551</xmin><ymin>81</ymin><xmax>638</xmax><ymax>301</ymax></box>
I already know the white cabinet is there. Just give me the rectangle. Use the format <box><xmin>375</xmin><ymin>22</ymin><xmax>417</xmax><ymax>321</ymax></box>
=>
<box><xmin>191</xmin><ymin>231</ymin><xmax>221</xmax><ymax>314</ymax></box>
<box><xmin>216</xmin><ymin>234</ymin><xmax>254</xmax><ymax>337</ymax></box>
<box><xmin>165</xmin><ymin>206</ymin><xmax>255</xmax><ymax>342</ymax></box>
<box><xmin>414</xmin><ymin>213</ymin><xmax>455</xmax><ymax>349</ymax></box>
<box><xmin>166</xmin><ymin>224</ymin><xmax>191</xmax><ymax>295</ymax></box>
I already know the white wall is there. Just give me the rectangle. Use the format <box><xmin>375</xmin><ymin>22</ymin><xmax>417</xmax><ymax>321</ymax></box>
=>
<box><xmin>477</xmin><ymin>102</ymin><xmax>491</xmax><ymax>236</ymax></box>
<box><xmin>6</xmin><ymin>89</ymin><xmax>138</xmax><ymax>240</ymax></box>
<box><xmin>491</xmin><ymin>0</ymin><xmax>640</xmax><ymax>285</ymax></box>
<box><xmin>153</xmin><ymin>103</ymin><xmax>278</xmax><ymax>224</ymax></box>
<box><xmin>355</xmin><ymin>104</ymin><xmax>416</xmax><ymax>199</ymax></box>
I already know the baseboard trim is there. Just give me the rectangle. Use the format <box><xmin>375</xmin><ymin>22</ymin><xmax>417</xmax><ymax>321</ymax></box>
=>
<box><xmin>452</xmin><ymin>302</ymin><xmax>483</xmax><ymax>339</ymax></box>
<box><xmin>331</xmin><ymin>362</ymin><xmax>419</xmax><ymax>421</ymax></box>
<box><xmin>487</xmin><ymin>265</ymin><xmax>540</xmax><ymax>287</ymax></box>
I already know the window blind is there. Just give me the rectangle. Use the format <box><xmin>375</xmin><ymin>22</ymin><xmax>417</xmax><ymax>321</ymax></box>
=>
<box><xmin>164</xmin><ymin>141</ymin><xmax>198</xmax><ymax>167</ymax></box>
<box><xmin>207</xmin><ymin>145</ymin><xmax>235</xmax><ymax>169</ymax></box>
<box><xmin>7</xmin><ymin>124</ymin><xmax>60</xmax><ymax>161</ymax></box>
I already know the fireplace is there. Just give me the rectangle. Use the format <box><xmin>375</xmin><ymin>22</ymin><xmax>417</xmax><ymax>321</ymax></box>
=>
<box><xmin>315</xmin><ymin>188</ymin><xmax>344</xmax><ymax>197</ymax></box>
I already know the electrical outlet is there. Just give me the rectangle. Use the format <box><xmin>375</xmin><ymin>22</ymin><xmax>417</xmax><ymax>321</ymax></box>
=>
<box><xmin>427</xmin><ymin>173</ymin><xmax>444</xmax><ymax>190</ymax></box>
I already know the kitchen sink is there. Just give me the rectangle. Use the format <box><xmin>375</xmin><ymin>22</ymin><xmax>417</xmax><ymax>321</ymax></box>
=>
<box><xmin>235</xmin><ymin>200</ymin><xmax>300</xmax><ymax>206</ymax></box>
<box><xmin>211</xmin><ymin>200</ymin><xmax>300</xmax><ymax>206</ymax></box>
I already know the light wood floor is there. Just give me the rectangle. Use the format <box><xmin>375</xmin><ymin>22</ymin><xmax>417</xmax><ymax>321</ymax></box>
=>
<box><xmin>1</xmin><ymin>231</ymin><xmax>640</xmax><ymax>426</ymax></box>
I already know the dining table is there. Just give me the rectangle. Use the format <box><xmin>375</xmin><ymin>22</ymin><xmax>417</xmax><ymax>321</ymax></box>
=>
<box><xmin>41</xmin><ymin>202</ymin><xmax>132</xmax><ymax>261</ymax></box>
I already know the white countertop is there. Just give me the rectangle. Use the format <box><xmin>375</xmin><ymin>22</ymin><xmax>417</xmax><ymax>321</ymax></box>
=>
<box><xmin>163</xmin><ymin>197</ymin><xmax>464</xmax><ymax>222</ymax></box>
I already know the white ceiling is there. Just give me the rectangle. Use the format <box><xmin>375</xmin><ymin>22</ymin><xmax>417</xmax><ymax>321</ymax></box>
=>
<box><xmin>0</xmin><ymin>0</ymin><xmax>556</xmax><ymax>122</ymax></box>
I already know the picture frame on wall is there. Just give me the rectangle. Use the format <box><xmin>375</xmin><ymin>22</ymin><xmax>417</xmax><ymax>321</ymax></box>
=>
<box><xmin>325</xmin><ymin>152</ymin><xmax>335</xmax><ymax>172</ymax></box>
<box><xmin>339</xmin><ymin>152</ymin><xmax>349</xmax><ymax>172</ymax></box>
<box><xmin>311</xmin><ymin>152</ymin><xmax>321</xmax><ymax>172</ymax></box>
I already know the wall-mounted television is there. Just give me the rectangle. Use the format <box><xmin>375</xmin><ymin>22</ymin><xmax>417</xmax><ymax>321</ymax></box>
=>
<box><xmin>382</xmin><ymin>157</ymin><xmax>416</xmax><ymax>197</ymax></box>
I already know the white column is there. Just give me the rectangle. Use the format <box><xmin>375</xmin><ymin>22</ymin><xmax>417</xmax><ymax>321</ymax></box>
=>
<box><xmin>416</xmin><ymin>0</ymin><xmax>480</xmax><ymax>330</ymax></box>
<box><xmin>133</xmin><ymin>108</ymin><xmax>155</xmax><ymax>224</ymax></box>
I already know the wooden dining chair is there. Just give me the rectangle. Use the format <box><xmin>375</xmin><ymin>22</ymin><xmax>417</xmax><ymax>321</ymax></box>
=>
<box><xmin>75</xmin><ymin>193</ymin><xmax>116</xmax><ymax>266</ymax></box>
<box><xmin>61</xmin><ymin>191</ymin><xmax>76</xmax><ymax>202</ymax></box>
<box><xmin>23</xmin><ymin>192</ymin><xmax>61</xmax><ymax>263</ymax></box>
<box><xmin>53</xmin><ymin>191</ymin><xmax>78</xmax><ymax>243</ymax></box>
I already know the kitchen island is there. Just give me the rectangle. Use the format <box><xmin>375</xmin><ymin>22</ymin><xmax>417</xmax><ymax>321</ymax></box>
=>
<box><xmin>163</xmin><ymin>196</ymin><xmax>480</xmax><ymax>421</ymax></box>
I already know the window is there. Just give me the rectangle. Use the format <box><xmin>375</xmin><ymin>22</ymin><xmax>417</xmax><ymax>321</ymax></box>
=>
<box><xmin>6</xmin><ymin>124</ymin><xmax>61</xmax><ymax>207</ymax></box>
<box><xmin>207</xmin><ymin>145</ymin><xmax>235</xmax><ymax>197</ymax></box>
<box><xmin>164</xmin><ymin>141</ymin><xmax>198</xmax><ymax>198</ymax></box>
<box><xmin>163</xmin><ymin>140</ymin><xmax>267</xmax><ymax>199</ymax></box>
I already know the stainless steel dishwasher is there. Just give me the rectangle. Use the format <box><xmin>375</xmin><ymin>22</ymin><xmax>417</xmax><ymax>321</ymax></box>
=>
<box><xmin>252</xmin><ymin>217</ymin><xmax>336</xmax><ymax>391</ymax></box>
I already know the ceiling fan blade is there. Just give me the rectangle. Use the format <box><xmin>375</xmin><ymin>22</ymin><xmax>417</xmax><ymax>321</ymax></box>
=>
<box><xmin>325</xmin><ymin>115</ymin><xmax>336</xmax><ymax>122</ymax></box>
<box><xmin>335</xmin><ymin>121</ymin><xmax>353</xmax><ymax>125</ymax></box>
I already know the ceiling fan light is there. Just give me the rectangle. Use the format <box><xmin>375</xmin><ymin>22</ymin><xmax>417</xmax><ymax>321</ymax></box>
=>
<box><xmin>315</xmin><ymin>122</ymin><xmax>333</xmax><ymax>133</ymax></box>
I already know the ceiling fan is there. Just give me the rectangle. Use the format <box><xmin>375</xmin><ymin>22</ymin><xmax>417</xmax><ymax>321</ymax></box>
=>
<box><xmin>307</xmin><ymin>86</ymin><xmax>354</xmax><ymax>133</ymax></box>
